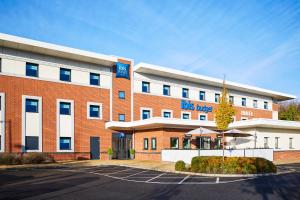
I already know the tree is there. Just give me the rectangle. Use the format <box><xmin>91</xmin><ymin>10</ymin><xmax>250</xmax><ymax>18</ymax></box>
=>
<box><xmin>215</xmin><ymin>80</ymin><xmax>236</xmax><ymax>131</ymax></box>
<box><xmin>279</xmin><ymin>101</ymin><xmax>300</xmax><ymax>121</ymax></box>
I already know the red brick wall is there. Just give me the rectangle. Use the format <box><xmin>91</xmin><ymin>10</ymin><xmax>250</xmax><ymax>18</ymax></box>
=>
<box><xmin>134</xmin><ymin>93</ymin><xmax>273</xmax><ymax>121</ymax></box>
<box><xmin>112</xmin><ymin>59</ymin><xmax>132</xmax><ymax>122</ymax></box>
<box><xmin>274</xmin><ymin>150</ymin><xmax>300</xmax><ymax>161</ymax></box>
<box><xmin>0</xmin><ymin>75</ymin><xmax>112</xmax><ymax>158</ymax></box>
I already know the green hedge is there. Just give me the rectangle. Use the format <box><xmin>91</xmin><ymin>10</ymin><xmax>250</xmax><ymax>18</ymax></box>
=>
<box><xmin>175</xmin><ymin>160</ymin><xmax>186</xmax><ymax>171</ymax></box>
<box><xmin>190</xmin><ymin>156</ymin><xmax>276</xmax><ymax>174</ymax></box>
<box><xmin>0</xmin><ymin>153</ymin><xmax>55</xmax><ymax>165</ymax></box>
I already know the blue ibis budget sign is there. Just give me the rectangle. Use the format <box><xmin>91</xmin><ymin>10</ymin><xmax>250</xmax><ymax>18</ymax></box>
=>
<box><xmin>116</xmin><ymin>62</ymin><xmax>130</xmax><ymax>79</ymax></box>
<box><xmin>181</xmin><ymin>100</ymin><xmax>213</xmax><ymax>113</ymax></box>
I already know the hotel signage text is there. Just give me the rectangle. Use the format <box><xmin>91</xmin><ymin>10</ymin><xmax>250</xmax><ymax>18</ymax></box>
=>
<box><xmin>181</xmin><ymin>100</ymin><xmax>213</xmax><ymax>113</ymax></box>
<box><xmin>116</xmin><ymin>62</ymin><xmax>130</xmax><ymax>79</ymax></box>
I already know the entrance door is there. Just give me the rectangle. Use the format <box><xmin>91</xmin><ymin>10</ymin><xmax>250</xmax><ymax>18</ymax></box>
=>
<box><xmin>90</xmin><ymin>137</ymin><xmax>100</xmax><ymax>159</ymax></box>
<box><xmin>112</xmin><ymin>133</ymin><xmax>132</xmax><ymax>159</ymax></box>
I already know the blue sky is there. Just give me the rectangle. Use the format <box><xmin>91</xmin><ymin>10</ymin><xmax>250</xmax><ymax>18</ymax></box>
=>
<box><xmin>0</xmin><ymin>0</ymin><xmax>300</xmax><ymax>100</ymax></box>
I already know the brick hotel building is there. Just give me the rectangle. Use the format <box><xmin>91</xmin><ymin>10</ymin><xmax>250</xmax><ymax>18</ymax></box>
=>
<box><xmin>0</xmin><ymin>33</ymin><xmax>299</xmax><ymax>162</ymax></box>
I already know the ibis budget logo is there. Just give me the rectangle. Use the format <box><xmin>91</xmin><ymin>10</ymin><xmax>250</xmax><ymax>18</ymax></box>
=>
<box><xmin>181</xmin><ymin>100</ymin><xmax>213</xmax><ymax>113</ymax></box>
<box><xmin>116</xmin><ymin>62</ymin><xmax>130</xmax><ymax>79</ymax></box>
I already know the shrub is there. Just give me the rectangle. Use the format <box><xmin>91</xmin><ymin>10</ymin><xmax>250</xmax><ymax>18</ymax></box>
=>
<box><xmin>175</xmin><ymin>160</ymin><xmax>186</xmax><ymax>171</ymax></box>
<box><xmin>130</xmin><ymin>149</ymin><xmax>135</xmax><ymax>155</ymax></box>
<box><xmin>0</xmin><ymin>153</ymin><xmax>55</xmax><ymax>165</ymax></box>
<box><xmin>0</xmin><ymin>153</ymin><xmax>22</xmax><ymax>165</ymax></box>
<box><xmin>189</xmin><ymin>156</ymin><xmax>276</xmax><ymax>174</ymax></box>
<box><xmin>107</xmin><ymin>148</ymin><xmax>113</xmax><ymax>156</ymax></box>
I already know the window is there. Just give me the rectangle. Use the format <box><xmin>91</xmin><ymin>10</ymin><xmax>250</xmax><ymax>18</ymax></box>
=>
<box><xmin>142</xmin><ymin>81</ymin><xmax>150</xmax><ymax>93</ymax></box>
<box><xmin>215</xmin><ymin>138</ymin><xmax>221</xmax><ymax>149</ymax></box>
<box><xmin>241</xmin><ymin>117</ymin><xmax>248</xmax><ymax>121</ymax></box>
<box><xmin>264</xmin><ymin>137</ymin><xmax>269</xmax><ymax>148</ymax></box>
<box><xmin>170</xmin><ymin>137</ymin><xmax>179</xmax><ymax>149</ymax></box>
<box><xmin>60</xmin><ymin>102</ymin><xmax>71</xmax><ymax>115</ymax></box>
<box><xmin>215</xmin><ymin>94</ymin><xmax>220</xmax><ymax>103</ymax></box>
<box><xmin>163</xmin><ymin>111</ymin><xmax>171</xmax><ymax>118</ymax></box>
<box><xmin>183</xmin><ymin>138</ymin><xmax>190</xmax><ymax>149</ymax></box>
<box><xmin>289</xmin><ymin>138</ymin><xmax>293</xmax><ymax>149</ymax></box>
<box><xmin>182</xmin><ymin>88</ymin><xmax>189</xmax><ymax>98</ymax></box>
<box><xmin>60</xmin><ymin>137</ymin><xmax>71</xmax><ymax>150</ymax></box>
<box><xmin>60</xmin><ymin>68</ymin><xmax>71</xmax><ymax>82</ymax></box>
<box><xmin>264</xmin><ymin>101</ymin><xmax>268</xmax><ymax>110</ymax></box>
<box><xmin>142</xmin><ymin>110</ymin><xmax>151</xmax><ymax>120</ymax></box>
<box><xmin>163</xmin><ymin>85</ymin><xmax>170</xmax><ymax>96</ymax></box>
<box><xmin>242</xmin><ymin>98</ymin><xmax>247</xmax><ymax>107</ymax></box>
<box><xmin>275</xmin><ymin>137</ymin><xmax>279</xmax><ymax>149</ymax></box>
<box><xmin>0</xmin><ymin>58</ymin><xmax>2</xmax><ymax>72</ymax></box>
<box><xmin>90</xmin><ymin>73</ymin><xmax>100</xmax><ymax>86</ymax></box>
<box><xmin>182</xmin><ymin>113</ymin><xmax>190</xmax><ymax>120</ymax></box>
<box><xmin>151</xmin><ymin>138</ymin><xmax>157</xmax><ymax>150</ymax></box>
<box><xmin>199</xmin><ymin>115</ymin><xmax>206</xmax><ymax>121</ymax></box>
<box><xmin>119</xmin><ymin>114</ymin><xmax>125</xmax><ymax>121</ymax></box>
<box><xmin>229</xmin><ymin>96</ymin><xmax>234</xmax><ymax>104</ymax></box>
<box><xmin>25</xmin><ymin>136</ymin><xmax>39</xmax><ymax>150</ymax></box>
<box><xmin>118</xmin><ymin>91</ymin><xmax>125</xmax><ymax>99</ymax></box>
<box><xmin>199</xmin><ymin>91</ymin><xmax>206</xmax><ymax>101</ymax></box>
<box><xmin>89</xmin><ymin>105</ymin><xmax>100</xmax><ymax>118</ymax></box>
<box><xmin>26</xmin><ymin>63</ymin><xmax>38</xmax><ymax>77</ymax></box>
<box><xmin>253</xmin><ymin>100</ymin><xmax>258</xmax><ymax>108</ymax></box>
<box><xmin>143</xmin><ymin>138</ymin><xmax>148</xmax><ymax>150</ymax></box>
<box><xmin>198</xmin><ymin>137</ymin><xmax>211</xmax><ymax>149</ymax></box>
<box><xmin>25</xmin><ymin>99</ymin><xmax>38</xmax><ymax>113</ymax></box>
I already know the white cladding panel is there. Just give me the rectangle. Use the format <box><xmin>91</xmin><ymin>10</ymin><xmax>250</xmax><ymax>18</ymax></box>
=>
<box><xmin>1</xmin><ymin>58</ymin><xmax>25</xmax><ymax>75</ymax></box>
<box><xmin>59</xmin><ymin>115</ymin><xmax>73</xmax><ymax>137</ymax></box>
<box><xmin>72</xmin><ymin>70</ymin><xmax>89</xmax><ymax>85</ymax></box>
<box><xmin>39</xmin><ymin>64</ymin><xmax>59</xmax><ymax>80</ymax></box>
<box><xmin>25</xmin><ymin>112</ymin><xmax>40</xmax><ymax>136</ymax></box>
<box><xmin>100</xmin><ymin>74</ymin><xmax>112</xmax><ymax>89</ymax></box>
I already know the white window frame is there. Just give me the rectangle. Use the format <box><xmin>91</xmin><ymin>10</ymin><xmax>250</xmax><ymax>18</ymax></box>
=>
<box><xmin>161</xmin><ymin>109</ymin><xmax>173</xmax><ymax>118</ymax></box>
<box><xmin>22</xmin><ymin>95</ymin><xmax>43</xmax><ymax>152</ymax></box>
<box><xmin>198</xmin><ymin>113</ymin><xmax>208</xmax><ymax>121</ymax></box>
<box><xmin>289</xmin><ymin>138</ymin><xmax>293</xmax><ymax>149</ymax></box>
<box><xmin>199</xmin><ymin>91</ymin><xmax>206</xmax><ymax>101</ymax></box>
<box><xmin>57</xmin><ymin>99</ymin><xmax>74</xmax><ymax>152</ymax></box>
<box><xmin>275</xmin><ymin>137</ymin><xmax>279</xmax><ymax>149</ymax></box>
<box><xmin>0</xmin><ymin>93</ymin><xmax>5</xmax><ymax>152</ymax></box>
<box><xmin>264</xmin><ymin>137</ymin><xmax>269</xmax><ymax>148</ymax></box>
<box><xmin>253</xmin><ymin>100</ymin><xmax>258</xmax><ymax>108</ymax></box>
<box><xmin>140</xmin><ymin>107</ymin><xmax>153</xmax><ymax>120</ymax></box>
<box><xmin>87</xmin><ymin>102</ymin><xmax>103</xmax><ymax>120</ymax></box>
<box><xmin>181</xmin><ymin>111</ymin><xmax>191</xmax><ymax>120</ymax></box>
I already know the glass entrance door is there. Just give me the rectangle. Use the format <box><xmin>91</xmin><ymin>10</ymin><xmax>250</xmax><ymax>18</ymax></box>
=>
<box><xmin>112</xmin><ymin>133</ymin><xmax>132</xmax><ymax>159</ymax></box>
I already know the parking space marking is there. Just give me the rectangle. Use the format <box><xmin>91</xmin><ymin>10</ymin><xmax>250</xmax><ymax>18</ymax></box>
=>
<box><xmin>146</xmin><ymin>173</ymin><xmax>166</xmax><ymax>182</ymax></box>
<box><xmin>106</xmin><ymin>168</ymin><xmax>133</xmax><ymax>174</ymax></box>
<box><xmin>179</xmin><ymin>175</ymin><xmax>190</xmax><ymax>184</ymax></box>
<box><xmin>124</xmin><ymin>170</ymin><xmax>148</xmax><ymax>178</ymax></box>
<box><xmin>216</xmin><ymin>177</ymin><xmax>219</xmax><ymax>183</ymax></box>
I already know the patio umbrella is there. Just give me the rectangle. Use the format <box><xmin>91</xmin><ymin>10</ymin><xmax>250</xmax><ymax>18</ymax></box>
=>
<box><xmin>224</xmin><ymin>129</ymin><xmax>252</xmax><ymax>149</ymax></box>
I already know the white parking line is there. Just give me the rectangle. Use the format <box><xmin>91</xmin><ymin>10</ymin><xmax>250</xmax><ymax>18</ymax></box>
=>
<box><xmin>179</xmin><ymin>175</ymin><xmax>190</xmax><ymax>184</ymax></box>
<box><xmin>124</xmin><ymin>170</ymin><xmax>148</xmax><ymax>178</ymax></box>
<box><xmin>146</xmin><ymin>173</ymin><xmax>166</xmax><ymax>182</ymax></box>
<box><xmin>106</xmin><ymin>168</ymin><xmax>133</xmax><ymax>174</ymax></box>
<box><xmin>216</xmin><ymin>177</ymin><xmax>219</xmax><ymax>183</ymax></box>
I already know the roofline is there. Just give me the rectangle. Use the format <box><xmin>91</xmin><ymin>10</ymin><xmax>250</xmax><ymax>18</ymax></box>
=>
<box><xmin>0</xmin><ymin>33</ymin><xmax>120</xmax><ymax>66</ymax></box>
<box><xmin>134</xmin><ymin>62</ymin><xmax>296</xmax><ymax>101</ymax></box>
<box><xmin>105</xmin><ymin>117</ymin><xmax>300</xmax><ymax>131</ymax></box>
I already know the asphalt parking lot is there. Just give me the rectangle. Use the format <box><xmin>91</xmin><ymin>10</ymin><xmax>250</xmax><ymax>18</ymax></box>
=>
<box><xmin>0</xmin><ymin>164</ymin><xmax>300</xmax><ymax>200</ymax></box>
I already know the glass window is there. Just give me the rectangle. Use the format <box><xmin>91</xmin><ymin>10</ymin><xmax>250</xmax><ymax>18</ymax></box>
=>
<box><xmin>163</xmin><ymin>85</ymin><xmax>170</xmax><ymax>96</ymax></box>
<box><xmin>60</xmin><ymin>137</ymin><xmax>71</xmax><ymax>150</ymax></box>
<box><xmin>26</xmin><ymin>63</ymin><xmax>38</xmax><ymax>77</ymax></box>
<box><xmin>170</xmin><ymin>137</ymin><xmax>179</xmax><ymax>149</ymax></box>
<box><xmin>90</xmin><ymin>73</ymin><xmax>100</xmax><ymax>86</ymax></box>
<box><xmin>25</xmin><ymin>136</ymin><xmax>39</xmax><ymax>150</ymax></box>
<box><xmin>143</xmin><ymin>138</ymin><xmax>148</xmax><ymax>150</ymax></box>
<box><xmin>119</xmin><ymin>114</ymin><xmax>125</xmax><ymax>121</ymax></box>
<box><xmin>25</xmin><ymin>99</ymin><xmax>38</xmax><ymax>113</ymax></box>
<box><xmin>142</xmin><ymin>110</ymin><xmax>151</xmax><ymax>120</ymax></box>
<box><xmin>229</xmin><ymin>96</ymin><xmax>234</xmax><ymax>104</ymax></box>
<box><xmin>142</xmin><ymin>81</ymin><xmax>150</xmax><ymax>93</ymax></box>
<box><xmin>119</xmin><ymin>91</ymin><xmax>125</xmax><ymax>99</ymax></box>
<box><xmin>264</xmin><ymin>101</ymin><xmax>268</xmax><ymax>110</ymax></box>
<box><xmin>182</xmin><ymin>88</ymin><xmax>189</xmax><ymax>98</ymax></box>
<box><xmin>151</xmin><ymin>138</ymin><xmax>157</xmax><ymax>150</ymax></box>
<box><xmin>60</xmin><ymin>68</ymin><xmax>71</xmax><ymax>82</ymax></box>
<box><xmin>199</xmin><ymin>115</ymin><xmax>206</xmax><ymax>121</ymax></box>
<box><xmin>289</xmin><ymin>138</ymin><xmax>293</xmax><ymax>149</ymax></box>
<box><xmin>242</xmin><ymin>98</ymin><xmax>247</xmax><ymax>107</ymax></box>
<box><xmin>264</xmin><ymin>137</ymin><xmax>269</xmax><ymax>148</ymax></box>
<box><xmin>60</xmin><ymin>102</ymin><xmax>71</xmax><ymax>115</ymax></box>
<box><xmin>275</xmin><ymin>137</ymin><xmax>279</xmax><ymax>149</ymax></box>
<box><xmin>199</xmin><ymin>91</ymin><xmax>206</xmax><ymax>101</ymax></box>
<box><xmin>163</xmin><ymin>111</ymin><xmax>171</xmax><ymax>118</ymax></box>
<box><xmin>215</xmin><ymin>94</ymin><xmax>220</xmax><ymax>103</ymax></box>
<box><xmin>215</xmin><ymin>138</ymin><xmax>221</xmax><ymax>149</ymax></box>
<box><xmin>182</xmin><ymin>113</ymin><xmax>190</xmax><ymax>119</ymax></box>
<box><xmin>198</xmin><ymin>137</ymin><xmax>211</xmax><ymax>149</ymax></box>
<box><xmin>253</xmin><ymin>100</ymin><xmax>258</xmax><ymax>108</ymax></box>
<box><xmin>183</xmin><ymin>138</ymin><xmax>190</xmax><ymax>149</ymax></box>
<box><xmin>89</xmin><ymin>105</ymin><xmax>100</xmax><ymax>118</ymax></box>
